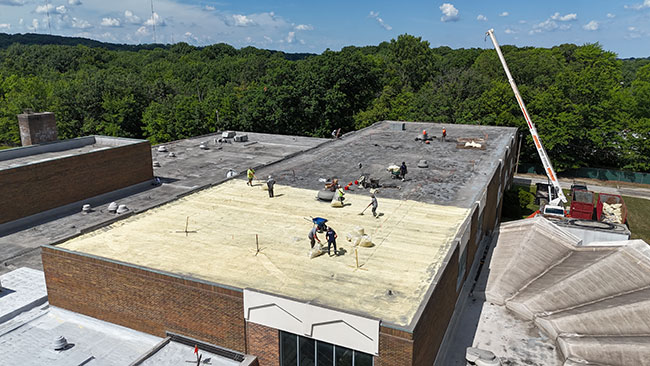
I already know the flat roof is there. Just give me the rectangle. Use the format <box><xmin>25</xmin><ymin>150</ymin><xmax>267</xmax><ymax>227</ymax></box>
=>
<box><xmin>60</xmin><ymin>180</ymin><xmax>469</xmax><ymax>327</ymax></box>
<box><xmin>0</xmin><ymin>135</ymin><xmax>145</xmax><ymax>170</ymax></box>
<box><xmin>0</xmin><ymin>132</ymin><xmax>326</xmax><ymax>275</ymax></box>
<box><xmin>57</xmin><ymin>121</ymin><xmax>516</xmax><ymax>327</ymax></box>
<box><xmin>252</xmin><ymin>121</ymin><xmax>516</xmax><ymax>207</ymax></box>
<box><xmin>0</xmin><ymin>268</ymin><xmax>160</xmax><ymax>366</ymax></box>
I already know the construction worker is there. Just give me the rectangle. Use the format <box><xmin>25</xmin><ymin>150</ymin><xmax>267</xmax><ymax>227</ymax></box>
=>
<box><xmin>400</xmin><ymin>162</ymin><xmax>408</xmax><ymax>181</ymax></box>
<box><xmin>442</xmin><ymin>127</ymin><xmax>447</xmax><ymax>142</ymax></box>
<box><xmin>308</xmin><ymin>225</ymin><xmax>321</xmax><ymax>248</ymax></box>
<box><xmin>422</xmin><ymin>130</ymin><xmax>428</xmax><ymax>141</ymax></box>
<box><xmin>370</xmin><ymin>192</ymin><xmax>378</xmax><ymax>218</ymax></box>
<box><xmin>247</xmin><ymin>167</ymin><xmax>255</xmax><ymax>186</ymax></box>
<box><xmin>337</xmin><ymin>185</ymin><xmax>345</xmax><ymax>204</ymax></box>
<box><xmin>326</xmin><ymin>226</ymin><xmax>338</xmax><ymax>256</ymax></box>
<box><xmin>266</xmin><ymin>175</ymin><xmax>276</xmax><ymax>198</ymax></box>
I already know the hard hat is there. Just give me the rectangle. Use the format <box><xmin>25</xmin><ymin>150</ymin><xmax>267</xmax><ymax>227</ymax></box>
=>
<box><xmin>268</xmin><ymin>175</ymin><xmax>272</xmax><ymax>179</ymax></box>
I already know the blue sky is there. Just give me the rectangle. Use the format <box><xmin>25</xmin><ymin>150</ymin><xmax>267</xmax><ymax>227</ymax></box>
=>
<box><xmin>0</xmin><ymin>0</ymin><xmax>649</xmax><ymax>57</ymax></box>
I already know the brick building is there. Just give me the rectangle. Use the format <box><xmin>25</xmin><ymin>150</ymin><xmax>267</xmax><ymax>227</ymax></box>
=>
<box><xmin>39</xmin><ymin>122</ymin><xmax>519</xmax><ymax>366</ymax></box>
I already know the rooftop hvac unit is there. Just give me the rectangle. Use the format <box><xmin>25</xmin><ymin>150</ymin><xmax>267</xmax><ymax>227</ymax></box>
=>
<box><xmin>222</xmin><ymin>131</ymin><xmax>236</xmax><ymax>138</ymax></box>
<box><xmin>234</xmin><ymin>134</ymin><xmax>248</xmax><ymax>142</ymax></box>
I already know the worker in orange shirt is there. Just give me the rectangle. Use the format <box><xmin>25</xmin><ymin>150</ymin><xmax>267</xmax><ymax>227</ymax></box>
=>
<box><xmin>442</xmin><ymin>127</ymin><xmax>447</xmax><ymax>142</ymax></box>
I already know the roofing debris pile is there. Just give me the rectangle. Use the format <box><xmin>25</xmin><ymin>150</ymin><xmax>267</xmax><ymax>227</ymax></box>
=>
<box><xmin>601</xmin><ymin>202</ymin><xmax>624</xmax><ymax>224</ymax></box>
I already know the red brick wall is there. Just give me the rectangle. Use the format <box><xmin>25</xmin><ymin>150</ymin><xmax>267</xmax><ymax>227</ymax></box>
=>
<box><xmin>246</xmin><ymin>322</ymin><xmax>279</xmax><ymax>366</ymax></box>
<box><xmin>42</xmin><ymin>246</ymin><xmax>246</xmax><ymax>352</ymax></box>
<box><xmin>0</xmin><ymin>141</ymin><xmax>152</xmax><ymax>224</ymax></box>
<box><xmin>411</xmin><ymin>247</ymin><xmax>460</xmax><ymax>366</ymax></box>
<box><xmin>376</xmin><ymin>327</ymin><xmax>413</xmax><ymax>366</ymax></box>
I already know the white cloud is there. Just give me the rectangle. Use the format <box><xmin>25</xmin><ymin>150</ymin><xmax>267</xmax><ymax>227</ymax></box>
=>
<box><xmin>504</xmin><ymin>28</ymin><xmax>516</xmax><ymax>34</ymax></box>
<box><xmin>477</xmin><ymin>14</ymin><xmax>487</xmax><ymax>21</ymax></box>
<box><xmin>519</xmin><ymin>20</ymin><xmax>527</xmax><ymax>24</ymax></box>
<box><xmin>550</xmin><ymin>12</ymin><xmax>577</xmax><ymax>21</ymax></box>
<box><xmin>71</xmin><ymin>17</ymin><xmax>91</xmax><ymax>29</ymax></box>
<box><xmin>295</xmin><ymin>24</ymin><xmax>313</xmax><ymax>31</ymax></box>
<box><xmin>530</xmin><ymin>18</ymin><xmax>572</xmax><ymax>34</ymax></box>
<box><xmin>369</xmin><ymin>11</ymin><xmax>392</xmax><ymax>30</ymax></box>
<box><xmin>232</xmin><ymin>14</ymin><xmax>255</xmax><ymax>26</ymax></box>
<box><xmin>499</xmin><ymin>12</ymin><xmax>509</xmax><ymax>17</ymax></box>
<box><xmin>263</xmin><ymin>35</ymin><xmax>273</xmax><ymax>43</ymax></box>
<box><xmin>625</xmin><ymin>0</ymin><xmax>650</xmax><ymax>10</ymax></box>
<box><xmin>440</xmin><ymin>3</ymin><xmax>459</xmax><ymax>22</ymax></box>
<box><xmin>144</xmin><ymin>12</ymin><xmax>165</xmax><ymax>27</ymax></box>
<box><xmin>18</xmin><ymin>18</ymin><xmax>23</xmax><ymax>26</ymax></box>
<box><xmin>55</xmin><ymin>5</ymin><xmax>67</xmax><ymax>14</ymax></box>
<box><xmin>583</xmin><ymin>20</ymin><xmax>599</xmax><ymax>31</ymax></box>
<box><xmin>124</xmin><ymin>10</ymin><xmax>141</xmax><ymax>24</ymax></box>
<box><xmin>35</xmin><ymin>4</ymin><xmax>54</xmax><ymax>14</ymax></box>
<box><xmin>286</xmin><ymin>31</ymin><xmax>295</xmax><ymax>43</ymax></box>
<box><xmin>530</xmin><ymin>12</ymin><xmax>577</xmax><ymax>34</ymax></box>
<box><xmin>136</xmin><ymin>26</ymin><xmax>148</xmax><ymax>35</ymax></box>
<box><xmin>68</xmin><ymin>0</ymin><xmax>81</xmax><ymax>5</ymax></box>
<box><xmin>607</xmin><ymin>13</ymin><xmax>616</xmax><ymax>18</ymax></box>
<box><xmin>628</xmin><ymin>26</ymin><xmax>636</xmax><ymax>31</ymax></box>
<box><xmin>101</xmin><ymin>17</ymin><xmax>121</xmax><ymax>27</ymax></box>
<box><xmin>0</xmin><ymin>0</ymin><xmax>25</xmax><ymax>6</ymax></box>
<box><xmin>0</xmin><ymin>23</ymin><xmax>10</xmax><ymax>30</ymax></box>
<box><xmin>204</xmin><ymin>5</ymin><xmax>215</xmax><ymax>11</ymax></box>
<box><xmin>184</xmin><ymin>31</ymin><xmax>199</xmax><ymax>43</ymax></box>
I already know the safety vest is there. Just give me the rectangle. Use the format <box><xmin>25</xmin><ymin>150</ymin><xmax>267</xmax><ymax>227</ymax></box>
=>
<box><xmin>337</xmin><ymin>189</ymin><xmax>344</xmax><ymax>197</ymax></box>
<box><xmin>247</xmin><ymin>169</ymin><xmax>254</xmax><ymax>178</ymax></box>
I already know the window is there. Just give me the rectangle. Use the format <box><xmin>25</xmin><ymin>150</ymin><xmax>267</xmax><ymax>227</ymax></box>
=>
<box><xmin>281</xmin><ymin>332</ymin><xmax>298</xmax><ymax>366</ymax></box>
<box><xmin>280</xmin><ymin>331</ymin><xmax>373</xmax><ymax>366</ymax></box>
<box><xmin>317</xmin><ymin>342</ymin><xmax>333</xmax><ymax>366</ymax></box>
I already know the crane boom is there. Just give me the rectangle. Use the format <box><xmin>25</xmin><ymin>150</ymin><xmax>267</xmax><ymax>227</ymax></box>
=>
<box><xmin>485</xmin><ymin>29</ymin><xmax>567</xmax><ymax>204</ymax></box>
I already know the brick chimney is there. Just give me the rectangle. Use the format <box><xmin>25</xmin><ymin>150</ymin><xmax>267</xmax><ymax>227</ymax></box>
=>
<box><xmin>17</xmin><ymin>110</ymin><xmax>58</xmax><ymax>146</ymax></box>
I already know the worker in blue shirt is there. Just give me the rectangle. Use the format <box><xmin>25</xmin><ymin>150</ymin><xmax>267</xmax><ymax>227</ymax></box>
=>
<box><xmin>326</xmin><ymin>226</ymin><xmax>338</xmax><ymax>256</ymax></box>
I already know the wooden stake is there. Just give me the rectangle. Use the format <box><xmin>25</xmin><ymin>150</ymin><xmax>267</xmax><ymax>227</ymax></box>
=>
<box><xmin>255</xmin><ymin>234</ymin><xmax>260</xmax><ymax>256</ymax></box>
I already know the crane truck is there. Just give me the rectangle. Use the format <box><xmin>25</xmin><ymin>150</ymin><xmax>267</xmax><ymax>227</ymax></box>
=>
<box><xmin>486</xmin><ymin>29</ymin><xmax>567</xmax><ymax>217</ymax></box>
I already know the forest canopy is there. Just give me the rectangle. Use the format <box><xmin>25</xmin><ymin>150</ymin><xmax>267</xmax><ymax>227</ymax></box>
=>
<box><xmin>0</xmin><ymin>33</ymin><xmax>649</xmax><ymax>171</ymax></box>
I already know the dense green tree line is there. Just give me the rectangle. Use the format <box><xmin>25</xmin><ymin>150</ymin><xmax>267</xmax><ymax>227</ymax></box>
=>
<box><xmin>0</xmin><ymin>34</ymin><xmax>649</xmax><ymax>171</ymax></box>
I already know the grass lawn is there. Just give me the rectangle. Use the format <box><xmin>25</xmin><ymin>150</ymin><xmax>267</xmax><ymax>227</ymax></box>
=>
<box><xmin>502</xmin><ymin>184</ymin><xmax>650</xmax><ymax>244</ymax></box>
<box><xmin>623</xmin><ymin>195</ymin><xmax>650</xmax><ymax>243</ymax></box>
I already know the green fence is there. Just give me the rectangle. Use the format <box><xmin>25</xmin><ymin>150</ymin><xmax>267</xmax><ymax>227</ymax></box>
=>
<box><xmin>518</xmin><ymin>164</ymin><xmax>650</xmax><ymax>185</ymax></box>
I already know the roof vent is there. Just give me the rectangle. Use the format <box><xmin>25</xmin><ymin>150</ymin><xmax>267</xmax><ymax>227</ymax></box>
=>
<box><xmin>153</xmin><ymin>161</ymin><xmax>161</xmax><ymax>168</ymax></box>
<box><xmin>234</xmin><ymin>134</ymin><xmax>248</xmax><ymax>142</ymax></box>
<box><xmin>157</xmin><ymin>145</ymin><xmax>168</xmax><ymax>152</ymax></box>
<box><xmin>168</xmin><ymin>152</ymin><xmax>176</xmax><ymax>158</ymax></box>
<box><xmin>116</xmin><ymin>204</ymin><xmax>129</xmax><ymax>214</ymax></box>
<box><xmin>200</xmin><ymin>143</ymin><xmax>209</xmax><ymax>150</ymax></box>
<box><xmin>466</xmin><ymin>347</ymin><xmax>501</xmax><ymax>366</ymax></box>
<box><xmin>81</xmin><ymin>204</ymin><xmax>91</xmax><ymax>214</ymax></box>
<box><xmin>226</xmin><ymin>169</ymin><xmax>238</xmax><ymax>178</ymax></box>
<box><xmin>53</xmin><ymin>336</ymin><xmax>70</xmax><ymax>351</ymax></box>
<box><xmin>417</xmin><ymin>159</ymin><xmax>429</xmax><ymax>168</ymax></box>
<box><xmin>107</xmin><ymin>202</ymin><xmax>118</xmax><ymax>213</ymax></box>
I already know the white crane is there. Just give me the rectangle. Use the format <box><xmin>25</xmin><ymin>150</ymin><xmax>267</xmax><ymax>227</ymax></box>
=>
<box><xmin>485</xmin><ymin>29</ymin><xmax>568</xmax><ymax>210</ymax></box>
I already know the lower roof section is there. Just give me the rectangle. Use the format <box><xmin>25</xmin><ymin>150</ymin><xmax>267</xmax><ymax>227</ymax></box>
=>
<box><xmin>59</xmin><ymin>179</ymin><xmax>469</xmax><ymax>327</ymax></box>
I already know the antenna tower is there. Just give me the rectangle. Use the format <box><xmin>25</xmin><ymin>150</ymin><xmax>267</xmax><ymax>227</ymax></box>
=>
<box><xmin>150</xmin><ymin>0</ymin><xmax>157</xmax><ymax>43</ymax></box>
<box><xmin>44</xmin><ymin>0</ymin><xmax>52</xmax><ymax>34</ymax></box>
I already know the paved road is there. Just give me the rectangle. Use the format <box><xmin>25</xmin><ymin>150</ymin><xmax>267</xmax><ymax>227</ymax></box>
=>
<box><xmin>513</xmin><ymin>175</ymin><xmax>650</xmax><ymax>200</ymax></box>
